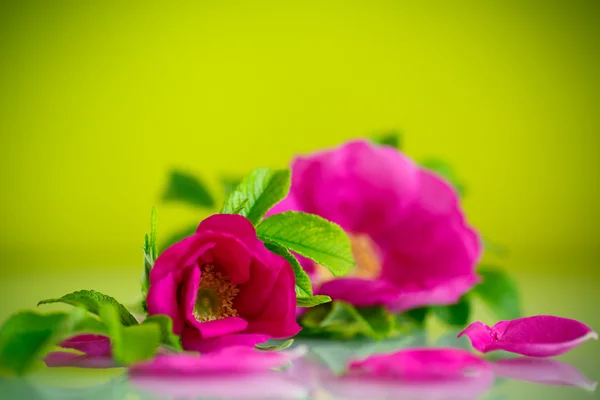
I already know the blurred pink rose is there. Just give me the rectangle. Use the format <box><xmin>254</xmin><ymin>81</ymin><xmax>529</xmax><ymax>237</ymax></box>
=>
<box><xmin>269</xmin><ymin>139</ymin><xmax>481</xmax><ymax>311</ymax></box>
<box><xmin>147</xmin><ymin>214</ymin><xmax>301</xmax><ymax>352</ymax></box>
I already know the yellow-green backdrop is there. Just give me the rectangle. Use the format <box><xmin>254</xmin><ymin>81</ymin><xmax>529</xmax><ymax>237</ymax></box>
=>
<box><xmin>1</xmin><ymin>3</ymin><xmax>600</xmax><ymax>395</ymax></box>
<box><xmin>0</xmin><ymin>2</ymin><xmax>598</xmax><ymax>280</ymax></box>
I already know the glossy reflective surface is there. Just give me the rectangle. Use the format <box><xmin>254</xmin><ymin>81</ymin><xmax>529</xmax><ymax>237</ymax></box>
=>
<box><xmin>1</xmin><ymin>335</ymin><xmax>597</xmax><ymax>400</ymax></box>
<box><xmin>1</xmin><ymin>266</ymin><xmax>598</xmax><ymax>400</ymax></box>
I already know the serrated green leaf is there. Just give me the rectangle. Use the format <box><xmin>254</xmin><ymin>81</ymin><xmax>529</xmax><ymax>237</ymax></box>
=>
<box><xmin>257</xmin><ymin>212</ymin><xmax>354</xmax><ymax>276</ymax></box>
<box><xmin>263</xmin><ymin>241</ymin><xmax>313</xmax><ymax>296</ymax></box>
<box><xmin>371</xmin><ymin>131</ymin><xmax>402</xmax><ymax>149</ymax></box>
<box><xmin>220</xmin><ymin>168</ymin><xmax>291</xmax><ymax>225</ymax></box>
<box><xmin>419</xmin><ymin>158</ymin><xmax>467</xmax><ymax>197</ymax></box>
<box><xmin>142</xmin><ymin>314</ymin><xmax>182</xmax><ymax>352</ymax></box>
<box><xmin>432</xmin><ymin>296</ymin><xmax>471</xmax><ymax>326</ymax></box>
<box><xmin>100</xmin><ymin>305</ymin><xmax>161</xmax><ymax>365</ymax></box>
<box><xmin>296</xmin><ymin>295</ymin><xmax>331</xmax><ymax>307</ymax></box>
<box><xmin>255</xmin><ymin>339</ymin><xmax>294</xmax><ymax>351</ymax></box>
<box><xmin>162</xmin><ymin>169</ymin><xmax>215</xmax><ymax>208</ymax></box>
<box><xmin>0</xmin><ymin>308</ymin><xmax>101</xmax><ymax>375</ymax></box>
<box><xmin>472</xmin><ymin>266</ymin><xmax>521</xmax><ymax>320</ymax></box>
<box><xmin>38</xmin><ymin>290</ymin><xmax>138</xmax><ymax>326</ymax></box>
<box><xmin>160</xmin><ymin>224</ymin><xmax>197</xmax><ymax>253</ymax></box>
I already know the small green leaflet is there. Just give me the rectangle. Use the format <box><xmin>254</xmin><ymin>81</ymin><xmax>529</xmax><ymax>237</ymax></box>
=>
<box><xmin>419</xmin><ymin>158</ymin><xmax>466</xmax><ymax>197</ymax></box>
<box><xmin>432</xmin><ymin>296</ymin><xmax>471</xmax><ymax>326</ymax></box>
<box><xmin>220</xmin><ymin>168</ymin><xmax>291</xmax><ymax>226</ymax></box>
<box><xmin>263</xmin><ymin>241</ymin><xmax>313</xmax><ymax>296</ymax></box>
<box><xmin>296</xmin><ymin>295</ymin><xmax>331</xmax><ymax>307</ymax></box>
<box><xmin>255</xmin><ymin>339</ymin><xmax>294</xmax><ymax>351</ymax></box>
<box><xmin>100</xmin><ymin>304</ymin><xmax>161</xmax><ymax>365</ymax></box>
<box><xmin>162</xmin><ymin>169</ymin><xmax>215</xmax><ymax>208</ymax></box>
<box><xmin>257</xmin><ymin>212</ymin><xmax>354</xmax><ymax>277</ymax></box>
<box><xmin>0</xmin><ymin>309</ymin><xmax>102</xmax><ymax>375</ymax></box>
<box><xmin>142</xmin><ymin>207</ymin><xmax>159</xmax><ymax>299</ymax></box>
<box><xmin>38</xmin><ymin>289</ymin><xmax>139</xmax><ymax>326</ymax></box>
<box><xmin>371</xmin><ymin>131</ymin><xmax>402</xmax><ymax>149</ymax></box>
<box><xmin>472</xmin><ymin>265</ymin><xmax>521</xmax><ymax>320</ymax></box>
<box><xmin>142</xmin><ymin>314</ymin><xmax>183</xmax><ymax>352</ymax></box>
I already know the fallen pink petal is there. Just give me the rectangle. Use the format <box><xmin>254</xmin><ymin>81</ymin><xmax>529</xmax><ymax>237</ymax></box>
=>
<box><xmin>43</xmin><ymin>352</ymin><xmax>118</xmax><ymax>369</ymax></box>
<box><xmin>347</xmin><ymin>347</ymin><xmax>491</xmax><ymax>381</ymax></box>
<box><xmin>458</xmin><ymin>316</ymin><xmax>598</xmax><ymax>357</ymax></box>
<box><xmin>493</xmin><ymin>357</ymin><xmax>597</xmax><ymax>391</ymax></box>
<box><xmin>128</xmin><ymin>345</ymin><xmax>306</xmax><ymax>376</ymax></box>
<box><xmin>59</xmin><ymin>334</ymin><xmax>111</xmax><ymax>357</ymax></box>
<box><xmin>318</xmin><ymin>348</ymin><xmax>494</xmax><ymax>400</ymax></box>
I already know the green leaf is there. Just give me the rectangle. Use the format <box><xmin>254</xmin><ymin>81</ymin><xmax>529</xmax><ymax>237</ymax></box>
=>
<box><xmin>38</xmin><ymin>290</ymin><xmax>138</xmax><ymax>326</ymax></box>
<box><xmin>296</xmin><ymin>295</ymin><xmax>332</xmax><ymax>307</ymax></box>
<box><xmin>220</xmin><ymin>168</ymin><xmax>291</xmax><ymax>225</ymax></box>
<box><xmin>162</xmin><ymin>169</ymin><xmax>215</xmax><ymax>208</ymax></box>
<box><xmin>419</xmin><ymin>158</ymin><xmax>466</xmax><ymax>197</ymax></box>
<box><xmin>160</xmin><ymin>224</ymin><xmax>197</xmax><ymax>253</ymax></box>
<box><xmin>472</xmin><ymin>266</ymin><xmax>521</xmax><ymax>320</ymax></box>
<box><xmin>100</xmin><ymin>305</ymin><xmax>161</xmax><ymax>365</ymax></box>
<box><xmin>257</xmin><ymin>211</ymin><xmax>354</xmax><ymax>276</ymax></box>
<box><xmin>319</xmin><ymin>302</ymin><xmax>393</xmax><ymax>340</ymax></box>
<box><xmin>255</xmin><ymin>339</ymin><xmax>294</xmax><ymax>351</ymax></box>
<box><xmin>263</xmin><ymin>241</ymin><xmax>313</xmax><ymax>296</ymax></box>
<box><xmin>432</xmin><ymin>296</ymin><xmax>471</xmax><ymax>326</ymax></box>
<box><xmin>401</xmin><ymin>307</ymin><xmax>430</xmax><ymax>327</ymax></box>
<box><xmin>142</xmin><ymin>314</ymin><xmax>182</xmax><ymax>352</ymax></box>
<box><xmin>0</xmin><ymin>309</ymin><xmax>101</xmax><ymax>375</ymax></box>
<box><xmin>371</xmin><ymin>131</ymin><xmax>402</xmax><ymax>149</ymax></box>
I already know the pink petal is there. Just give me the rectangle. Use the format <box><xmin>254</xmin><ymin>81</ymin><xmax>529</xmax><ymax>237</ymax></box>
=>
<box><xmin>384</xmin><ymin>274</ymin><xmax>480</xmax><ymax>312</ymax></box>
<box><xmin>243</xmin><ymin>258</ymin><xmax>301</xmax><ymax>339</ymax></box>
<box><xmin>317</xmin><ymin>348</ymin><xmax>493</xmax><ymax>400</ymax></box>
<box><xmin>181</xmin><ymin>329</ymin><xmax>270</xmax><ymax>353</ymax></box>
<box><xmin>129</xmin><ymin>346</ymin><xmax>305</xmax><ymax>376</ymax></box>
<box><xmin>44</xmin><ymin>352</ymin><xmax>118</xmax><ymax>369</ymax></box>
<box><xmin>289</xmin><ymin>140</ymin><xmax>420</xmax><ymax>235</ymax></box>
<box><xmin>347</xmin><ymin>347</ymin><xmax>491</xmax><ymax>381</ymax></box>
<box><xmin>493</xmin><ymin>357</ymin><xmax>597</xmax><ymax>391</ymax></box>
<box><xmin>60</xmin><ymin>334</ymin><xmax>111</xmax><ymax>356</ymax></box>
<box><xmin>130</xmin><ymin>373</ymin><xmax>308</xmax><ymax>399</ymax></box>
<box><xmin>317</xmin><ymin>278</ymin><xmax>401</xmax><ymax>307</ymax></box>
<box><xmin>458</xmin><ymin>316</ymin><xmax>598</xmax><ymax>357</ymax></box>
<box><xmin>146</xmin><ymin>272</ymin><xmax>185</xmax><ymax>334</ymax></box>
<box><xmin>196</xmin><ymin>214</ymin><xmax>264</xmax><ymax>251</ymax></box>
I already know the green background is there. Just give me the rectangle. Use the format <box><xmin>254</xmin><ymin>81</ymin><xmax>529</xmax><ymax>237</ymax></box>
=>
<box><xmin>0</xmin><ymin>1</ymin><xmax>599</xmax><ymax>397</ymax></box>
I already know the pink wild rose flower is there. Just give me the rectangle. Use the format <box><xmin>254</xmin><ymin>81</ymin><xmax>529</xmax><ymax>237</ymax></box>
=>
<box><xmin>146</xmin><ymin>214</ymin><xmax>301</xmax><ymax>352</ymax></box>
<box><xmin>268</xmin><ymin>139</ymin><xmax>481</xmax><ymax>311</ymax></box>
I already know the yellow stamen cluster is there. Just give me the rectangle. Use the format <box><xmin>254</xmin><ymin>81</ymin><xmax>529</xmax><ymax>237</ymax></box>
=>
<box><xmin>317</xmin><ymin>233</ymin><xmax>382</xmax><ymax>282</ymax></box>
<box><xmin>193</xmin><ymin>264</ymin><xmax>240</xmax><ymax>323</ymax></box>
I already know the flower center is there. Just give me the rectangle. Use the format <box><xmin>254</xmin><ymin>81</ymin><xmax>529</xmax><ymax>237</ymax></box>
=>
<box><xmin>317</xmin><ymin>234</ymin><xmax>382</xmax><ymax>283</ymax></box>
<box><xmin>193</xmin><ymin>264</ymin><xmax>240</xmax><ymax>323</ymax></box>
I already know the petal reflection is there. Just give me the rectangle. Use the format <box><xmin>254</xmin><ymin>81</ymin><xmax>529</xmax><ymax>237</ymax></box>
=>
<box><xmin>493</xmin><ymin>357</ymin><xmax>597</xmax><ymax>391</ymax></box>
<box><xmin>130</xmin><ymin>373</ymin><xmax>309</xmax><ymax>400</ymax></box>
